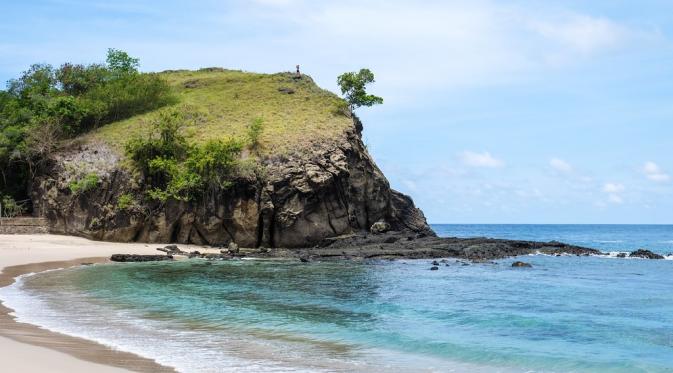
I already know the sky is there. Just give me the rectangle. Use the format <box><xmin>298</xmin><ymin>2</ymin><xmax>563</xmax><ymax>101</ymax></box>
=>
<box><xmin>1</xmin><ymin>0</ymin><xmax>672</xmax><ymax>224</ymax></box>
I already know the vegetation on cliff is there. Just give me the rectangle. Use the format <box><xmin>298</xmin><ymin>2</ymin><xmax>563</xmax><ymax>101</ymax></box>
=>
<box><xmin>125</xmin><ymin>109</ymin><xmax>243</xmax><ymax>202</ymax></box>
<box><xmin>0</xmin><ymin>50</ymin><xmax>353</xmax><ymax>210</ymax></box>
<box><xmin>0</xmin><ymin>49</ymin><xmax>173</xmax><ymax>207</ymax></box>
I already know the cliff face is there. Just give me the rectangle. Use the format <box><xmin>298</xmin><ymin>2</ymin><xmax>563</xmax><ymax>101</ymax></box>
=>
<box><xmin>31</xmin><ymin>117</ymin><xmax>434</xmax><ymax>248</ymax></box>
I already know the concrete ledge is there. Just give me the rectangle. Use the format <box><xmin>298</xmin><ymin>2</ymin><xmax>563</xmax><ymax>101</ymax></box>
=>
<box><xmin>0</xmin><ymin>218</ymin><xmax>49</xmax><ymax>234</ymax></box>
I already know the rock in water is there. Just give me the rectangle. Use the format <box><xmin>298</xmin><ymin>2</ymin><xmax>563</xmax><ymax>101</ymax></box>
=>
<box><xmin>110</xmin><ymin>254</ymin><xmax>173</xmax><ymax>262</ymax></box>
<box><xmin>511</xmin><ymin>261</ymin><xmax>532</xmax><ymax>268</ymax></box>
<box><xmin>370</xmin><ymin>221</ymin><xmax>391</xmax><ymax>235</ymax></box>
<box><xmin>430</xmin><ymin>266</ymin><xmax>439</xmax><ymax>270</ymax></box>
<box><xmin>629</xmin><ymin>249</ymin><xmax>664</xmax><ymax>259</ymax></box>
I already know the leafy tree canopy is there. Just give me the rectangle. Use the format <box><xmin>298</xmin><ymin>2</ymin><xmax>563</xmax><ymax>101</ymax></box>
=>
<box><xmin>336</xmin><ymin>68</ymin><xmax>383</xmax><ymax>112</ymax></box>
<box><xmin>106</xmin><ymin>48</ymin><xmax>140</xmax><ymax>76</ymax></box>
<box><xmin>0</xmin><ymin>49</ymin><xmax>174</xmax><ymax>204</ymax></box>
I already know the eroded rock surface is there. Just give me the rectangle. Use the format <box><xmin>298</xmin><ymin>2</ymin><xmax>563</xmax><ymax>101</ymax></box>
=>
<box><xmin>31</xmin><ymin>117</ymin><xmax>433</xmax><ymax>248</ymax></box>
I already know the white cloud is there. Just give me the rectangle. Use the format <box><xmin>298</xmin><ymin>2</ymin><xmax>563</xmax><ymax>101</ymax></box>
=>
<box><xmin>603</xmin><ymin>183</ymin><xmax>624</xmax><ymax>193</ymax></box>
<box><xmin>528</xmin><ymin>15</ymin><xmax>626</xmax><ymax>54</ymax></box>
<box><xmin>460</xmin><ymin>151</ymin><xmax>504</xmax><ymax>168</ymax></box>
<box><xmin>643</xmin><ymin>161</ymin><xmax>670</xmax><ymax>182</ymax></box>
<box><xmin>603</xmin><ymin>182</ymin><xmax>625</xmax><ymax>204</ymax></box>
<box><xmin>549</xmin><ymin>158</ymin><xmax>573</xmax><ymax>173</ymax></box>
<box><xmin>608</xmin><ymin>194</ymin><xmax>623</xmax><ymax>204</ymax></box>
<box><xmin>206</xmin><ymin>0</ymin><xmax>647</xmax><ymax>104</ymax></box>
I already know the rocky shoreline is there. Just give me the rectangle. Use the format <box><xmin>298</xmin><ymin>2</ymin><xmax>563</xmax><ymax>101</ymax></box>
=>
<box><xmin>111</xmin><ymin>231</ymin><xmax>662</xmax><ymax>263</ymax></box>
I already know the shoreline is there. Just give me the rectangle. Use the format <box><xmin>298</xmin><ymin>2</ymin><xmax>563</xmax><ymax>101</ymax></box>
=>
<box><xmin>0</xmin><ymin>234</ymin><xmax>210</xmax><ymax>373</ymax></box>
<box><xmin>0</xmin><ymin>258</ymin><xmax>175</xmax><ymax>373</ymax></box>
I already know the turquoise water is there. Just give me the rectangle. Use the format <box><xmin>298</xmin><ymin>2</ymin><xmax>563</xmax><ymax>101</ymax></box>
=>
<box><xmin>1</xmin><ymin>225</ymin><xmax>673</xmax><ymax>372</ymax></box>
<box><xmin>433</xmin><ymin>224</ymin><xmax>673</xmax><ymax>254</ymax></box>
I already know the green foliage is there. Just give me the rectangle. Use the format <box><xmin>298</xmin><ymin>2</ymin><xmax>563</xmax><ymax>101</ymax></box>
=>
<box><xmin>336</xmin><ymin>68</ymin><xmax>383</xmax><ymax>111</ymax></box>
<box><xmin>56</xmin><ymin>63</ymin><xmax>108</xmax><ymax>96</ymax></box>
<box><xmin>1</xmin><ymin>195</ymin><xmax>26</xmax><ymax>217</ymax></box>
<box><xmin>116</xmin><ymin>193</ymin><xmax>136</xmax><ymax>211</ymax></box>
<box><xmin>247</xmin><ymin>117</ymin><xmax>264</xmax><ymax>149</ymax></box>
<box><xmin>106</xmin><ymin>48</ymin><xmax>140</xmax><ymax>76</ymax></box>
<box><xmin>126</xmin><ymin>109</ymin><xmax>242</xmax><ymax>202</ymax></box>
<box><xmin>187</xmin><ymin>139</ymin><xmax>243</xmax><ymax>190</ymax></box>
<box><xmin>0</xmin><ymin>49</ymin><xmax>174</xmax><ymax>203</ymax></box>
<box><xmin>69</xmin><ymin>173</ymin><xmax>99</xmax><ymax>195</ymax></box>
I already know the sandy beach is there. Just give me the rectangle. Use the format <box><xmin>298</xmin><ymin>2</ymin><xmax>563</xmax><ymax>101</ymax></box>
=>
<box><xmin>0</xmin><ymin>234</ymin><xmax>206</xmax><ymax>373</ymax></box>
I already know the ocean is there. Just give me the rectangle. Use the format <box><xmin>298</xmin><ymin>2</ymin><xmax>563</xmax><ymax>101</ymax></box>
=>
<box><xmin>1</xmin><ymin>224</ymin><xmax>672</xmax><ymax>372</ymax></box>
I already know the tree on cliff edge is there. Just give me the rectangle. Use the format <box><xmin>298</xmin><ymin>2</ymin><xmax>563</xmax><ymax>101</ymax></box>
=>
<box><xmin>337</xmin><ymin>69</ymin><xmax>383</xmax><ymax>113</ymax></box>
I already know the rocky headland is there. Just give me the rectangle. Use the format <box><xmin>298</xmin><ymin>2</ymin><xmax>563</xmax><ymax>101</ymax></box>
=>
<box><xmin>21</xmin><ymin>68</ymin><xmax>649</xmax><ymax>262</ymax></box>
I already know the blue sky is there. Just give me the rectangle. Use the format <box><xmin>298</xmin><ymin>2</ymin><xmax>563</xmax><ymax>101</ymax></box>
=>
<box><xmin>2</xmin><ymin>0</ymin><xmax>672</xmax><ymax>223</ymax></box>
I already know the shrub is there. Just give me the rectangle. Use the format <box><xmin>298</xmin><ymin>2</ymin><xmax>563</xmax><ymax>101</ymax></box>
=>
<box><xmin>1</xmin><ymin>195</ymin><xmax>26</xmax><ymax>217</ymax></box>
<box><xmin>247</xmin><ymin>117</ymin><xmax>264</xmax><ymax>149</ymax></box>
<box><xmin>116</xmin><ymin>193</ymin><xmax>136</xmax><ymax>210</ymax></box>
<box><xmin>69</xmin><ymin>173</ymin><xmax>100</xmax><ymax>195</ymax></box>
<box><xmin>126</xmin><ymin>109</ymin><xmax>242</xmax><ymax>202</ymax></box>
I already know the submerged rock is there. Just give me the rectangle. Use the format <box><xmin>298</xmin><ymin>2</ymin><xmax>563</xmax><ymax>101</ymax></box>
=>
<box><xmin>629</xmin><ymin>249</ymin><xmax>664</xmax><ymax>260</ymax></box>
<box><xmin>511</xmin><ymin>261</ymin><xmax>532</xmax><ymax>268</ymax></box>
<box><xmin>110</xmin><ymin>254</ymin><xmax>173</xmax><ymax>262</ymax></box>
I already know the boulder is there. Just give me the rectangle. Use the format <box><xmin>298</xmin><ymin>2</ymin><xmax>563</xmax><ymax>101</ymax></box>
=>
<box><xmin>228</xmin><ymin>242</ymin><xmax>240</xmax><ymax>253</ymax></box>
<box><xmin>430</xmin><ymin>266</ymin><xmax>439</xmax><ymax>270</ymax></box>
<box><xmin>511</xmin><ymin>261</ymin><xmax>532</xmax><ymax>268</ymax></box>
<box><xmin>370</xmin><ymin>221</ymin><xmax>391</xmax><ymax>235</ymax></box>
<box><xmin>629</xmin><ymin>249</ymin><xmax>664</xmax><ymax>260</ymax></box>
<box><xmin>110</xmin><ymin>254</ymin><xmax>173</xmax><ymax>262</ymax></box>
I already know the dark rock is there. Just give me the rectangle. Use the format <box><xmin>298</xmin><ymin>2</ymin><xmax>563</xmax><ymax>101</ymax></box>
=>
<box><xmin>110</xmin><ymin>254</ymin><xmax>173</xmax><ymax>262</ymax></box>
<box><xmin>430</xmin><ymin>266</ymin><xmax>439</xmax><ymax>270</ymax></box>
<box><xmin>511</xmin><ymin>261</ymin><xmax>532</xmax><ymax>268</ymax></box>
<box><xmin>31</xmin><ymin>115</ymin><xmax>434</xmax><ymax>249</ymax></box>
<box><xmin>383</xmin><ymin>236</ymin><xmax>399</xmax><ymax>244</ymax></box>
<box><xmin>299</xmin><ymin>256</ymin><xmax>310</xmax><ymax>263</ymax></box>
<box><xmin>629</xmin><ymin>249</ymin><xmax>664</xmax><ymax>259</ymax></box>
<box><xmin>278</xmin><ymin>87</ymin><xmax>295</xmax><ymax>94</ymax></box>
<box><xmin>432</xmin><ymin>260</ymin><xmax>440</xmax><ymax>266</ymax></box>
<box><xmin>183</xmin><ymin>80</ymin><xmax>200</xmax><ymax>89</ymax></box>
<box><xmin>616</xmin><ymin>253</ymin><xmax>627</xmax><ymax>258</ymax></box>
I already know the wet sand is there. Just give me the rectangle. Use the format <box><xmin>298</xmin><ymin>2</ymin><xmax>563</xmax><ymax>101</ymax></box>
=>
<box><xmin>0</xmin><ymin>234</ymin><xmax>204</xmax><ymax>373</ymax></box>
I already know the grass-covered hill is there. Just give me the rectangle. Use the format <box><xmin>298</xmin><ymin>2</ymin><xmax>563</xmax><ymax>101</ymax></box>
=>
<box><xmin>12</xmin><ymin>51</ymin><xmax>432</xmax><ymax>246</ymax></box>
<box><xmin>89</xmin><ymin>68</ymin><xmax>352</xmax><ymax>156</ymax></box>
<box><xmin>0</xmin><ymin>50</ymin><xmax>354</xmax><ymax>213</ymax></box>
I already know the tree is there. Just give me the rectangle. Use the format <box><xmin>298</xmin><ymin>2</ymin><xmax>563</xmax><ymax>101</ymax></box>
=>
<box><xmin>106</xmin><ymin>48</ymin><xmax>140</xmax><ymax>76</ymax></box>
<box><xmin>336</xmin><ymin>68</ymin><xmax>383</xmax><ymax>112</ymax></box>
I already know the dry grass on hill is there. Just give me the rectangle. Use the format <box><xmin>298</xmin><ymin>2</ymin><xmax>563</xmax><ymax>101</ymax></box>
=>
<box><xmin>88</xmin><ymin>68</ymin><xmax>352</xmax><ymax>157</ymax></box>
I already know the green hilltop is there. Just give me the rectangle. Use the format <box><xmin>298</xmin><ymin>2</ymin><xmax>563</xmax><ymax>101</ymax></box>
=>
<box><xmin>88</xmin><ymin>68</ymin><xmax>353</xmax><ymax>156</ymax></box>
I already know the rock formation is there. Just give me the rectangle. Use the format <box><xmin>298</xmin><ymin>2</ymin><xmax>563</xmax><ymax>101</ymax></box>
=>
<box><xmin>31</xmin><ymin>116</ymin><xmax>434</xmax><ymax>248</ymax></box>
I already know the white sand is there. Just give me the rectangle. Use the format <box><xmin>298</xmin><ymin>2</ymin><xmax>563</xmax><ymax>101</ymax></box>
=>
<box><xmin>0</xmin><ymin>234</ymin><xmax>205</xmax><ymax>373</ymax></box>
